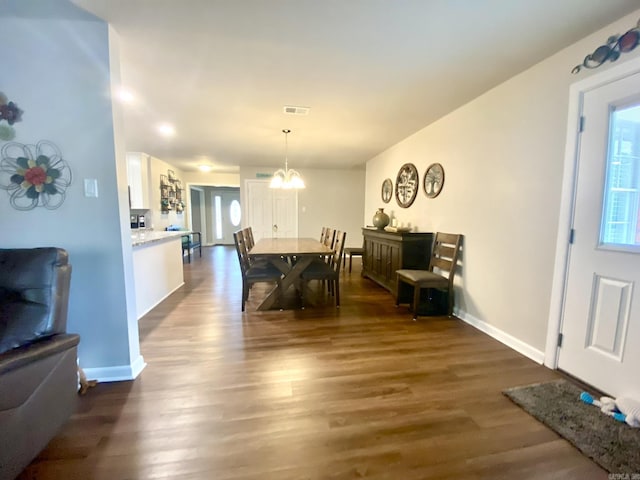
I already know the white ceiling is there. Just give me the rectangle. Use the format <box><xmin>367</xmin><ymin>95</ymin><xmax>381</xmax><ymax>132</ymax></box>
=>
<box><xmin>71</xmin><ymin>0</ymin><xmax>639</xmax><ymax>173</ymax></box>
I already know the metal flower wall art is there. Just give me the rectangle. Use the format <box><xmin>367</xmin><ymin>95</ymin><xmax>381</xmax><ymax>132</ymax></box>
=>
<box><xmin>572</xmin><ymin>19</ymin><xmax>640</xmax><ymax>74</ymax></box>
<box><xmin>0</xmin><ymin>141</ymin><xmax>72</xmax><ymax>210</ymax></box>
<box><xmin>0</xmin><ymin>92</ymin><xmax>23</xmax><ymax>141</ymax></box>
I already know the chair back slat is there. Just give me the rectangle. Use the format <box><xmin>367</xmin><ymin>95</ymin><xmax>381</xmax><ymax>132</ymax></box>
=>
<box><xmin>331</xmin><ymin>231</ymin><xmax>347</xmax><ymax>272</ymax></box>
<box><xmin>320</xmin><ymin>227</ymin><xmax>327</xmax><ymax>244</ymax></box>
<box><xmin>436</xmin><ymin>232</ymin><xmax>460</xmax><ymax>245</ymax></box>
<box><xmin>431</xmin><ymin>257</ymin><xmax>452</xmax><ymax>272</ymax></box>
<box><xmin>428</xmin><ymin>232</ymin><xmax>462</xmax><ymax>286</ymax></box>
<box><xmin>435</xmin><ymin>245</ymin><xmax>456</xmax><ymax>260</ymax></box>
<box><xmin>324</xmin><ymin>228</ymin><xmax>336</xmax><ymax>248</ymax></box>
<box><xmin>233</xmin><ymin>230</ymin><xmax>250</xmax><ymax>274</ymax></box>
<box><xmin>244</xmin><ymin>227</ymin><xmax>255</xmax><ymax>250</ymax></box>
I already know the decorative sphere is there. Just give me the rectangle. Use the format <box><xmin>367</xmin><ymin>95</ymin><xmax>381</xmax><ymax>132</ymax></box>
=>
<box><xmin>372</xmin><ymin>208</ymin><xmax>390</xmax><ymax>229</ymax></box>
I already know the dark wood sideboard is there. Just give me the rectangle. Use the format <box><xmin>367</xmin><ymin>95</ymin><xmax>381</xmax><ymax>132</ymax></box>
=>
<box><xmin>361</xmin><ymin>228</ymin><xmax>433</xmax><ymax>293</ymax></box>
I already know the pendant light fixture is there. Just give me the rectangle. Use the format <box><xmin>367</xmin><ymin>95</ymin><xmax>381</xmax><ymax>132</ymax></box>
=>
<box><xmin>270</xmin><ymin>129</ymin><xmax>305</xmax><ymax>189</ymax></box>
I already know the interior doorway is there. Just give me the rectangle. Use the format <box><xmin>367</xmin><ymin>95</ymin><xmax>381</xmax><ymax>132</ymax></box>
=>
<box><xmin>244</xmin><ymin>179</ymin><xmax>298</xmax><ymax>241</ymax></box>
<box><xmin>548</xmin><ymin>56</ymin><xmax>640</xmax><ymax>399</ymax></box>
<box><xmin>212</xmin><ymin>188</ymin><xmax>241</xmax><ymax>245</ymax></box>
<box><xmin>190</xmin><ymin>187</ymin><xmax>207</xmax><ymax>245</ymax></box>
<box><xmin>189</xmin><ymin>186</ymin><xmax>241</xmax><ymax>246</ymax></box>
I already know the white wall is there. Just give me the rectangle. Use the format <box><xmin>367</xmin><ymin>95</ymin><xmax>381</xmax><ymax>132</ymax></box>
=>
<box><xmin>365</xmin><ymin>9</ymin><xmax>640</xmax><ymax>356</ymax></box>
<box><xmin>0</xmin><ymin>1</ymin><xmax>144</xmax><ymax>379</ymax></box>
<box><xmin>147</xmin><ymin>155</ymin><xmax>186</xmax><ymax>231</ymax></box>
<box><xmin>183</xmin><ymin>171</ymin><xmax>239</xmax><ymax>187</ymax></box>
<box><xmin>240</xmin><ymin>166</ymin><xmax>366</xmax><ymax>248</ymax></box>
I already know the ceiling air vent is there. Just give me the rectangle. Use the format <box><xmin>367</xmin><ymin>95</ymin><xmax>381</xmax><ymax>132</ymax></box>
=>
<box><xmin>283</xmin><ymin>105</ymin><xmax>310</xmax><ymax>115</ymax></box>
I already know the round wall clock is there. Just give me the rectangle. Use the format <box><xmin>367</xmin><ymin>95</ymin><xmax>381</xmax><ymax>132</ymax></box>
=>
<box><xmin>423</xmin><ymin>163</ymin><xmax>445</xmax><ymax>198</ymax></box>
<box><xmin>381</xmin><ymin>178</ymin><xmax>393</xmax><ymax>203</ymax></box>
<box><xmin>395</xmin><ymin>163</ymin><xmax>419</xmax><ymax>208</ymax></box>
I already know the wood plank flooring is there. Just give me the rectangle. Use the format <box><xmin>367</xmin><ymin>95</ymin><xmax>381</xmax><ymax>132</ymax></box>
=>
<box><xmin>18</xmin><ymin>246</ymin><xmax>607</xmax><ymax>479</ymax></box>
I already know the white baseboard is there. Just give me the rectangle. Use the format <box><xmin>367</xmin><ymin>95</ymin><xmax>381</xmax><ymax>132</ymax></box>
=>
<box><xmin>454</xmin><ymin>308</ymin><xmax>545</xmax><ymax>364</ymax></box>
<box><xmin>82</xmin><ymin>354</ymin><xmax>146</xmax><ymax>383</ymax></box>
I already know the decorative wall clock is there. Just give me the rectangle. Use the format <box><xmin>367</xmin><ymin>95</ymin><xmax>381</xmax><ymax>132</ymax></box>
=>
<box><xmin>381</xmin><ymin>178</ymin><xmax>393</xmax><ymax>203</ymax></box>
<box><xmin>395</xmin><ymin>163</ymin><xmax>418</xmax><ymax>208</ymax></box>
<box><xmin>423</xmin><ymin>163</ymin><xmax>445</xmax><ymax>198</ymax></box>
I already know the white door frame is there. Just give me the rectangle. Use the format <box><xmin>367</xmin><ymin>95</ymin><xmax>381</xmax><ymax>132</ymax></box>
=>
<box><xmin>545</xmin><ymin>55</ymin><xmax>640</xmax><ymax>368</ymax></box>
<box><xmin>188</xmin><ymin>186</ymin><xmax>208</xmax><ymax>245</ymax></box>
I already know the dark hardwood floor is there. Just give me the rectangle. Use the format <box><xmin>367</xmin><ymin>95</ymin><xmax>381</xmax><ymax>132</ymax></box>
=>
<box><xmin>19</xmin><ymin>246</ymin><xmax>606</xmax><ymax>479</ymax></box>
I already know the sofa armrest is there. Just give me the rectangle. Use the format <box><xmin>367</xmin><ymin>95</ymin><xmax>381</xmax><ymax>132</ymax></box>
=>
<box><xmin>0</xmin><ymin>333</ymin><xmax>80</xmax><ymax>376</ymax></box>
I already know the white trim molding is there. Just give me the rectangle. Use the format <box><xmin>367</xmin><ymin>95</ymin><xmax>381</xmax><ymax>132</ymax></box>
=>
<box><xmin>545</xmin><ymin>54</ymin><xmax>640</xmax><ymax>369</ymax></box>
<box><xmin>82</xmin><ymin>355</ymin><xmax>146</xmax><ymax>383</ymax></box>
<box><xmin>455</xmin><ymin>309</ymin><xmax>545</xmax><ymax>364</ymax></box>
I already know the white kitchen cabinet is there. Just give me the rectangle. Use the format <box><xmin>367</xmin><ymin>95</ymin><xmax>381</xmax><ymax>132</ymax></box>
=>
<box><xmin>126</xmin><ymin>152</ymin><xmax>151</xmax><ymax>209</ymax></box>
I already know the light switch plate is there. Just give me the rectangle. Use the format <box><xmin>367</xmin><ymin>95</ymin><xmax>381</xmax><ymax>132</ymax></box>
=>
<box><xmin>84</xmin><ymin>178</ymin><xmax>98</xmax><ymax>198</ymax></box>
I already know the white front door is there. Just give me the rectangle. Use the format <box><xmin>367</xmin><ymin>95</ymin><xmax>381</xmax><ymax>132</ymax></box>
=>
<box><xmin>559</xmin><ymin>70</ymin><xmax>640</xmax><ymax>399</ymax></box>
<box><xmin>272</xmin><ymin>189</ymin><xmax>297</xmax><ymax>238</ymax></box>
<box><xmin>245</xmin><ymin>180</ymin><xmax>298</xmax><ymax>242</ymax></box>
<box><xmin>219</xmin><ymin>189</ymin><xmax>240</xmax><ymax>245</ymax></box>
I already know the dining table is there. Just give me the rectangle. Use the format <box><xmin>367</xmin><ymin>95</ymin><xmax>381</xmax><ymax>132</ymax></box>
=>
<box><xmin>248</xmin><ymin>237</ymin><xmax>334</xmax><ymax>310</ymax></box>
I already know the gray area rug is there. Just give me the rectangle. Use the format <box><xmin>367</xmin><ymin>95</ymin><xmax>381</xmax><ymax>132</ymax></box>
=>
<box><xmin>503</xmin><ymin>380</ymin><xmax>640</xmax><ymax>474</ymax></box>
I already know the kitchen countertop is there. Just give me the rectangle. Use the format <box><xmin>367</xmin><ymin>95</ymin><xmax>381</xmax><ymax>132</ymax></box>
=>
<box><xmin>131</xmin><ymin>230</ymin><xmax>191</xmax><ymax>247</ymax></box>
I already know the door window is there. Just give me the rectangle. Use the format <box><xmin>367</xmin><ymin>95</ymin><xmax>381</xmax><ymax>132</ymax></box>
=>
<box><xmin>215</xmin><ymin>195</ymin><xmax>222</xmax><ymax>240</ymax></box>
<box><xmin>601</xmin><ymin>103</ymin><xmax>640</xmax><ymax>248</ymax></box>
<box><xmin>230</xmin><ymin>200</ymin><xmax>241</xmax><ymax>227</ymax></box>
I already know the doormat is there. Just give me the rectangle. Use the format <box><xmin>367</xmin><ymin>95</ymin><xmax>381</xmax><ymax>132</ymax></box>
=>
<box><xmin>503</xmin><ymin>380</ymin><xmax>640</xmax><ymax>474</ymax></box>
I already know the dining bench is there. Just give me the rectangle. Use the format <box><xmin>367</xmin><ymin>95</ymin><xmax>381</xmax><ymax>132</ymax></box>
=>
<box><xmin>182</xmin><ymin>232</ymin><xmax>202</xmax><ymax>263</ymax></box>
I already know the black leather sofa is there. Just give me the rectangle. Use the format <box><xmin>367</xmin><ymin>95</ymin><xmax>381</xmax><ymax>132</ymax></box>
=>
<box><xmin>0</xmin><ymin>248</ymin><xmax>80</xmax><ymax>480</ymax></box>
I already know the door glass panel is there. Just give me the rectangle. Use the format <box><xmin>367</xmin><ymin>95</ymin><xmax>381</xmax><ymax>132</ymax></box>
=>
<box><xmin>229</xmin><ymin>200</ymin><xmax>241</xmax><ymax>226</ymax></box>
<box><xmin>601</xmin><ymin>103</ymin><xmax>640</xmax><ymax>247</ymax></box>
<box><xmin>215</xmin><ymin>195</ymin><xmax>222</xmax><ymax>240</ymax></box>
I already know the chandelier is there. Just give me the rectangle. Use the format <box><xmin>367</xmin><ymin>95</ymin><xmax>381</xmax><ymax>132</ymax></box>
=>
<box><xmin>270</xmin><ymin>129</ymin><xmax>305</xmax><ymax>189</ymax></box>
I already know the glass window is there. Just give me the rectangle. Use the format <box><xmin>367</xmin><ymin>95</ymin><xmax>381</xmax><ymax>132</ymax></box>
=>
<box><xmin>230</xmin><ymin>200</ymin><xmax>241</xmax><ymax>226</ymax></box>
<box><xmin>215</xmin><ymin>196</ymin><xmax>222</xmax><ymax>240</ymax></box>
<box><xmin>601</xmin><ymin>103</ymin><xmax>640</xmax><ymax>247</ymax></box>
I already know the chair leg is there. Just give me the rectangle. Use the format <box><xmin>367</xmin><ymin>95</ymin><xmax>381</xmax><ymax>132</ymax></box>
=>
<box><xmin>335</xmin><ymin>279</ymin><xmax>340</xmax><ymax>307</ymax></box>
<box><xmin>447</xmin><ymin>288</ymin><xmax>453</xmax><ymax>316</ymax></box>
<box><xmin>241</xmin><ymin>281</ymin><xmax>249</xmax><ymax>312</ymax></box>
<box><xmin>198</xmin><ymin>245</ymin><xmax>202</xmax><ymax>257</ymax></box>
<box><xmin>349</xmin><ymin>254</ymin><xmax>353</xmax><ymax>273</ymax></box>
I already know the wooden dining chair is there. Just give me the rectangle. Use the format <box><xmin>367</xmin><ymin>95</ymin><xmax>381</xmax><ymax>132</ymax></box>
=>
<box><xmin>233</xmin><ymin>231</ymin><xmax>283</xmax><ymax>312</ymax></box>
<box><xmin>320</xmin><ymin>227</ymin><xmax>328</xmax><ymax>244</ymax></box>
<box><xmin>243</xmin><ymin>226</ymin><xmax>255</xmax><ymax>250</ymax></box>
<box><xmin>395</xmin><ymin>232</ymin><xmax>462</xmax><ymax>319</ymax></box>
<box><xmin>323</xmin><ymin>228</ymin><xmax>336</xmax><ymax>249</ymax></box>
<box><xmin>343</xmin><ymin>236</ymin><xmax>364</xmax><ymax>273</ymax></box>
<box><xmin>301</xmin><ymin>231</ymin><xmax>347</xmax><ymax>307</ymax></box>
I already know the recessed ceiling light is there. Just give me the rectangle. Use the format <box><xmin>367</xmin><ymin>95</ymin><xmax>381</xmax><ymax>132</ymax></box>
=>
<box><xmin>157</xmin><ymin>123</ymin><xmax>175</xmax><ymax>137</ymax></box>
<box><xmin>198</xmin><ymin>165</ymin><xmax>212</xmax><ymax>172</ymax></box>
